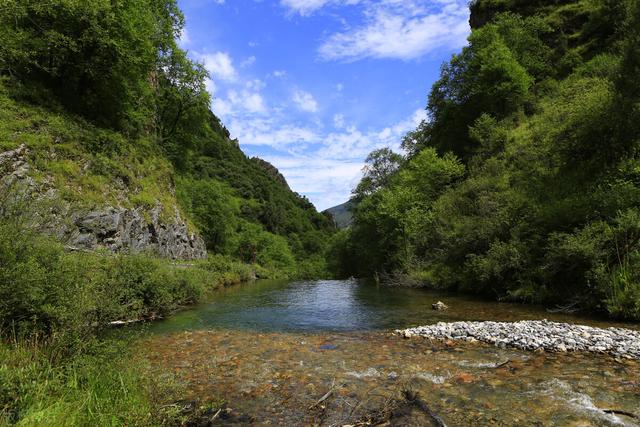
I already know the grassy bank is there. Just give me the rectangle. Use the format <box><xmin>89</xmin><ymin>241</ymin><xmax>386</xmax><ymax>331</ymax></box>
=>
<box><xmin>0</xmin><ymin>218</ymin><xmax>280</xmax><ymax>426</ymax></box>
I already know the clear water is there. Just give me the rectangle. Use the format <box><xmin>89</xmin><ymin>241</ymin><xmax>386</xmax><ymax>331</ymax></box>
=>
<box><xmin>141</xmin><ymin>279</ymin><xmax>640</xmax><ymax>426</ymax></box>
<box><xmin>148</xmin><ymin>278</ymin><xmax>638</xmax><ymax>334</ymax></box>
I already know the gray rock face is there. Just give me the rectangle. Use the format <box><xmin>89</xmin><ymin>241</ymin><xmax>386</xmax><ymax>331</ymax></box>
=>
<box><xmin>1</xmin><ymin>145</ymin><xmax>207</xmax><ymax>260</ymax></box>
<box><xmin>66</xmin><ymin>205</ymin><xmax>207</xmax><ymax>259</ymax></box>
<box><xmin>0</xmin><ymin>144</ymin><xmax>32</xmax><ymax>190</ymax></box>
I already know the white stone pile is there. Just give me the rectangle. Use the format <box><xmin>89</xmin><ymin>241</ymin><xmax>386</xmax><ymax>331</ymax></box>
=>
<box><xmin>396</xmin><ymin>320</ymin><xmax>640</xmax><ymax>359</ymax></box>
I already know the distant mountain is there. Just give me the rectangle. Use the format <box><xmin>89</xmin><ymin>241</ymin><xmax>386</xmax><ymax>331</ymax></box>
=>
<box><xmin>324</xmin><ymin>201</ymin><xmax>354</xmax><ymax>229</ymax></box>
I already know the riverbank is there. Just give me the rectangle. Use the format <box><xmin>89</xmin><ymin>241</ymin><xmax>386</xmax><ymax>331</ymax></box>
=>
<box><xmin>397</xmin><ymin>320</ymin><xmax>640</xmax><ymax>359</ymax></box>
<box><xmin>0</xmin><ymin>222</ymin><xmax>268</xmax><ymax>425</ymax></box>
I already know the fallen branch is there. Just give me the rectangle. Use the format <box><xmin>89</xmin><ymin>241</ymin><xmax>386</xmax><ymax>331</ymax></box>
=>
<box><xmin>603</xmin><ymin>409</ymin><xmax>639</xmax><ymax>420</ymax></box>
<box><xmin>493</xmin><ymin>360</ymin><xmax>511</xmax><ymax>369</ymax></box>
<box><xmin>309</xmin><ymin>380</ymin><xmax>336</xmax><ymax>410</ymax></box>
<box><xmin>546</xmin><ymin>301</ymin><xmax>580</xmax><ymax>314</ymax></box>
<box><xmin>107</xmin><ymin>314</ymin><xmax>163</xmax><ymax>327</ymax></box>
<box><xmin>209</xmin><ymin>408</ymin><xmax>222</xmax><ymax>423</ymax></box>
<box><xmin>402</xmin><ymin>390</ymin><xmax>447</xmax><ymax>427</ymax></box>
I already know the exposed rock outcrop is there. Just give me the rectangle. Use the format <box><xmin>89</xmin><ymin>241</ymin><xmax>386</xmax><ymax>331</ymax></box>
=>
<box><xmin>63</xmin><ymin>205</ymin><xmax>206</xmax><ymax>259</ymax></box>
<box><xmin>0</xmin><ymin>144</ymin><xmax>33</xmax><ymax>189</ymax></box>
<box><xmin>250</xmin><ymin>157</ymin><xmax>291</xmax><ymax>190</ymax></box>
<box><xmin>1</xmin><ymin>145</ymin><xmax>206</xmax><ymax>259</ymax></box>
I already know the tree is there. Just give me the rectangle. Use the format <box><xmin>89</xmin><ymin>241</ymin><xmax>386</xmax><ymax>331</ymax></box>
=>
<box><xmin>0</xmin><ymin>0</ymin><xmax>185</xmax><ymax>134</ymax></box>
<box><xmin>352</xmin><ymin>148</ymin><xmax>403</xmax><ymax>199</ymax></box>
<box><xmin>426</xmin><ymin>22</ymin><xmax>533</xmax><ymax>160</ymax></box>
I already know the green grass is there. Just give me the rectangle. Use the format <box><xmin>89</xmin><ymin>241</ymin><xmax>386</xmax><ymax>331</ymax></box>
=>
<box><xmin>0</xmin><ymin>78</ymin><xmax>179</xmax><ymax>219</ymax></box>
<box><xmin>0</xmin><ymin>338</ymin><xmax>176</xmax><ymax>427</ymax></box>
<box><xmin>0</xmin><ymin>218</ymin><xmax>267</xmax><ymax>426</ymax></box>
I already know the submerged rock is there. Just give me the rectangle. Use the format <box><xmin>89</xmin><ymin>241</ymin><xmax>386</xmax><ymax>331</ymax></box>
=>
<box><xmin>432</xmin><ymin>301</ymin><xmax>449</xmax><ymax>311</ymax></box>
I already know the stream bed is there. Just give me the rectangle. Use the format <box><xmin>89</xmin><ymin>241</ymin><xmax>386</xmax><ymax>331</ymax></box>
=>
<box><xmin>140</xmin><ymin>279</ymin><xmax>640</xmax><ymax>426</ymax></box>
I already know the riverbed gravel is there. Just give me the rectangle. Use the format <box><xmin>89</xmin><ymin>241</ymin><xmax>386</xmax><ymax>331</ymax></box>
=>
<box><xmin>396</xmin><ymin>320</ymin><xmax>640</xmax><ymax>359</ymax></box>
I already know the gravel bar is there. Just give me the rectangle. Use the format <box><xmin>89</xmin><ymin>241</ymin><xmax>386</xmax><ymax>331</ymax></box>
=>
<box><xmin>396</xmin><ymin>320</ymin><xmax>640</xmax><ymax>359</ymax></box>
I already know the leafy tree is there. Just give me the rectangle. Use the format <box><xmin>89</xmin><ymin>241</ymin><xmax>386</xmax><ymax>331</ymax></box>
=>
<box><xmin>352</xmin><ymin>148</ymin><xmax>404</xmax><ymax>199</ymax></box>
<box><xmin>426</xmin><ymin>23</ymin><xmax>532</xmax><ymax>159</ymax></box>
<box><xmin>0</xmin><ymin>0</ymin><xmax>184</xmax><ymax>133</ymax></box>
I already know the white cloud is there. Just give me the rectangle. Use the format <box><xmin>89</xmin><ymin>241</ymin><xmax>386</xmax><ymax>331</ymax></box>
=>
<box><xmin>333</xmin><ymin>113</ymin><xmax>345</xmax><ymax>129</ymax></box>
<box><xmin>280</xmin><ymin>0</ymin><xmax>330</xmax><ymax>16</ymax></box>
<box><xmin>272</xmin><ymin>70</ymin><xmax>287</xmax><ymax>78</ymax></box>
<box><xmin>262</xmin><ymin>156</ymin><xmax>363</xmax><ymax>210</ymax></box>
<box><xmin>241</xmin><ymin>56</ymin><xmax>256</xmax><ymax>67</ymax></box>
<box><xmin>280</xmin><ymin>0</ymin><xmax>364</xmax><ymax>16</ymax></box>
<box><xmin>316</xmin><ymin>0</ymin><xmax>470</xmax><ymax>61</ymax></box>
<box><xmin>336</xmin><ymin>83</ymin><xmax>344</xmax><ymax>92</ymax></box>
<box><xmin>225</xmin><ymin>108</ymin><xmax>427</xmax><ymax>210</ymax></box>
<box><xmin>178</xmin><ymin>28</ymin><xmax>190</xmax><ymax>48</ymax></box>
<box><xmin>211</xmin><ymin>85</ymin><xmax>267</xmax><ymax>117</ymax></box>
<box><xmin>197</xmin><ymin>51</ymin><xmax>237</xmax><ymax>81</ymax></box>
<box><xmin>232</xmin><ymin>120</ymin><xmax>319</xmax><ymax>149</ymax></box>
<box><xmin>245</xmin><ymin>79</ymin><xmax>266</xmax><ymax>91</ymax></box>
<box><xmin>292</xmin><ymin>89</ymin><xmax>319</xmax><ymax>113</ymax></box>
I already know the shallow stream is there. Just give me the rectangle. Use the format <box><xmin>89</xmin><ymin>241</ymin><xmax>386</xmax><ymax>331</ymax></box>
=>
<box><xmin>140</xmin><ymin>279</ymin><xmax>640</xmax><ymax>426</ymax></box>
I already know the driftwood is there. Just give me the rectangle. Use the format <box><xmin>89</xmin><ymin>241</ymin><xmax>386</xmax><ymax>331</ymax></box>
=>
<box><xmin>603</xmin><ymin>409</ymin><xmax>639</xmax><ymax>420</ymax></box>
<box><xmin>492</xmin><ymin>360</ymin><xmax>511</xmax><ymax>369</ymax></box>
<box><xmin>546</xmin><ymin>301</ymin><xmax>580</xmax><ymax>314</ymax></box>
<box><xmin>309</xmin><ymin>380</ymin><xmax>336</xmax><ymax>409</ymax></box>
<box><xmin>108</xmin><ymin>314</ymin><xmax>163</xmax><ymax>327</ymax></box>
<box><xmin>209</xmin><ymin>408</ymin><xmax>222</xmax><ymax>423</ymax></box>
<box><xmin>402</xmin><ymin>390</ymin><xmax>447</xmax><ymax>427</ymax></box>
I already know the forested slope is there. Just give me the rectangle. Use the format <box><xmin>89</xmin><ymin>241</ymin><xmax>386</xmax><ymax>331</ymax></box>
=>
<box><xmin>0</xmin><ymin>0</ymin><xmax>333</xmax><ymax>278</ymax></box>
<box><xmin>331</xmin><ymin>0</ymin><xmax>640</xmax><ymax>319</ymax></box>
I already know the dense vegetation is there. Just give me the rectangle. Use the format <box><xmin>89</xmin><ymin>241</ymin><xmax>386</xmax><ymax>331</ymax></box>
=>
<box><xmin>0</xmin><ymin>0</ymin><xmax>333</xmax><ymax>424</ymax></box>
<box><xmin>0</xmin><ymin>0</ymin><xmax>333</xmax><ymax>277</ymax></box>
<box><xmin>331</xmin><ymin>0</ymin><xmax>640</xmax><ymax>319</ymax></box>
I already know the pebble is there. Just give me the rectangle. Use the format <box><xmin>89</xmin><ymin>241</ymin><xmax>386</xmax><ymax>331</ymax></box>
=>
<box><xmin>395</xmin><ymin>320</ymin><xmax>640</xmax><ymax>359</ymax></box>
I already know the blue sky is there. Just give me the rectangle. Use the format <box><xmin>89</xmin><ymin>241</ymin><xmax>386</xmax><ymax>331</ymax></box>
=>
<box><xmin>177</xmin><ymin>0</ymin><xmax>470</xmax><ymax>211</ymax></box>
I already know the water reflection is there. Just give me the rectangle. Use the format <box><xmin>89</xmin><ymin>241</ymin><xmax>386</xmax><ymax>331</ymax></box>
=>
<box><xmin>141</xmin><ymin>280</ymin><xmax>640</xmax><ymax>426</ymax></box>
<box><xmin>149</xmin><ymin>279</ymin><xmax>639</xmax><ymax>334</ymax></box>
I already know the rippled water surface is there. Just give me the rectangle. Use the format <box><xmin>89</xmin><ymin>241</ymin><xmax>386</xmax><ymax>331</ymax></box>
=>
<box><xmin>148</xmin><ymin>279</ymin><xmax>639</xmax><ymax>334</ymax></box>
<box><xmin>141</xmin><ymin>280</ymin><xmax>640</xmax><ymax>426</ymax></box>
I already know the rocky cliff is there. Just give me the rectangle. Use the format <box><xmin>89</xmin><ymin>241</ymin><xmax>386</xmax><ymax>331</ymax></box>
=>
<box><xmin>1</xmin><ymin>144</ymin><xmax>206</xmax><ymax>259</ymax></box>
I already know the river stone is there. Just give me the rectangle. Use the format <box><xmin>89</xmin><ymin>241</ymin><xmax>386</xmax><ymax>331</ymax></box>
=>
<box><xmin>432</xmin><ymin>301</ymin><xmax>449</xmax><ymax>311</ymax></box>
<box><xmin>396</xmin><ymin>320</ymin><xmax>640</xmax><ymax>360</ymax></box>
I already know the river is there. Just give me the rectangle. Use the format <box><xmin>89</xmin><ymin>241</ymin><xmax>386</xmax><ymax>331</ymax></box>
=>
<box><xmin>139</xmin><ymin>279</ymin><xmax>640</xmax><ymax>426</ymax></box>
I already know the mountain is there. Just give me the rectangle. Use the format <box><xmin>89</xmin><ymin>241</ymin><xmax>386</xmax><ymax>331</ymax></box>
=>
<box><xmin>0</xmin><ymin>0</ymin><xmax>334</xmax><ymax>277</ymax></box>
<box><xmin>324</xmin><ymin>201</ymin><xmax>354</xmax><ymax>229</ymax></box>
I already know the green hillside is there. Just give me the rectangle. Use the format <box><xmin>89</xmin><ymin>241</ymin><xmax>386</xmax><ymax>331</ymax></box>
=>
<box><xmin>0</xmin><ymin>0</ymin><xmax>334</xmax><ymax>278</ymax></box>
<box><xmin>324</xmin><ymin>201</ymin><xmax>354</xmax><ymax>229</ymax></box>
<box><xmin>331</xmin><ymin>0</ymin><xmax>640</xmax><ymax>319</ymax></box>
<box><xmin>0</xmin><ymin>1</ymin><xmax>337</xmax><ymax>424</ymax></box>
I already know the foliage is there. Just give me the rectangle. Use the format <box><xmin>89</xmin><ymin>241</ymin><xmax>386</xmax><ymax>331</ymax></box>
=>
<box><xmin>0</xmin><ymin>0</ymin><xmax>183</xmax><ymax>134</ymax></box>
<box><xmin>0</xmin><ymin>0</ymin><xmax>335</xmax><ymax>277</ymax></box>
<box><xmin>0</xmin><ymin>338</ymin><xmax>183</xmax><ymax>426</ymax></box>
<box><xmin>338</xmin><ymin>0</ymin><xmax>640</xmax><ymax>319</ymax></box>
<box><xmin>352</xmin><ymin>148</ymin><xmax>404</xmax><ymax>200</ymax></box>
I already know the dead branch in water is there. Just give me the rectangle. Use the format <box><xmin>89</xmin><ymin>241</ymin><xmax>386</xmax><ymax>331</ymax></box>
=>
<box><xmin>402</xmin><ymin>390</ymin><xmax>447</xmax><ymax>427</ymax></box>
<box><xmin>309</xmin><ymin>379</ymin><xmax>336</xmax><ymax>410</ymax></box>
<box><xmin>603</xmin><ymin>409</ymin><xmax>639</xmax><ymax>420</ymax></box>
<box><xmin>492</xmin><ymin>360</ymin><xmax>511</xmax><ymax>369</ymax></box>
